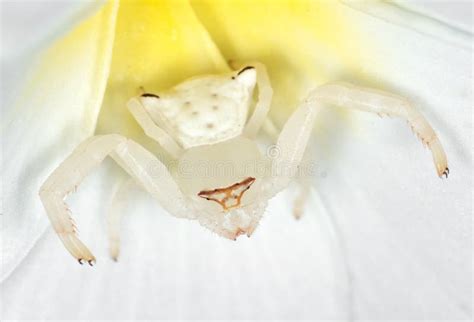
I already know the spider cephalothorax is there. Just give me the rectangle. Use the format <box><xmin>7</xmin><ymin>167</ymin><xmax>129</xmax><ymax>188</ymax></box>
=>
<box><xmin>39</xmin><ymin>63</ymin><xmax>448</xmax><ymax>265</ymax></box>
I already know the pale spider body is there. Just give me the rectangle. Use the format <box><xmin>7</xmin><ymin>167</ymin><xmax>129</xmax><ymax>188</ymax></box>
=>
<box><xmin>39</xmin><ymin>63</ymin><xmax>449</xmax><ymax>265</ymax></box>
<box><xmin>137</xmin><ymin>67</ymin><xmax>268</xmax><ymax>240</ymax></box>
<box><xmin>141</xmin><ymin>67</ymin><xmax>256</xmax><ymax>148</ymax></box>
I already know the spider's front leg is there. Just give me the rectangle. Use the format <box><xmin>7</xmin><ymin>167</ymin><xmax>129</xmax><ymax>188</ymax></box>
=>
<box><xmin>314</xmin><ymin>82</ymin><xmax>449</xmax><ymax>177</ymax></box>
<box><xmin>263</xmin><ymin>98</ymin><xmax>322</xmax><ymax>199</ymax></box>
<box><xmin>238</xmin><ymin>62</ymin><xmax>273</xmax><ymax>138</ymax></box>
<box><xmin>264</xmin><ymin>81</ymin><xmax>449</xmax><ymax>201</ymax></box>
<box><xmin>39</xmin><ymin>134</ymin><xmax>190</xmax><ymax>264</ymax></box>
<box><xmin>127</xmin><ymin>97</ymin><xmax>183</xmax><ymax>158</ymax></box>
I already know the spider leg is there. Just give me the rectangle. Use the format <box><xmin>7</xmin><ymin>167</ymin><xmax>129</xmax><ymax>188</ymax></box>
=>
<box><xmin>39</xmin><ymin>134</ymin><xmax>190</xmax><ymax>264</ymax></box>
<box><xmin>261</xmin><ymin>115</ymin><xmax>313</xmax><ymax>219</ymax></box>
<box><xmin>106</xmin><ymin>178</ymin><xmax>137</xmax><ymax>261</ymax></box>
<box><xmin>313</xmin><ymin>82</ymin><xmax>448</xmax><ymax>177</ymax></box>
<box><xmin>263</xmin><ymin>98</ymin><xmax>322</xmax><ymax>198</ymax></box>
<box><xmin>292</xmin><ymin>147</ymin><xmax>314</xmax><ymax>220</ymax></box>
<box><xmin>127</xmin><ymin>97</ymin><xmax>183</xmax><ymax>159</ymax></box>
<box><xmin>263</xmin><ymin>82</ymin><xmax>448</xmax><ymax>198</ymax></box>
<box><xmin>292</xmin><ymin>178</ymin><xmax>311</xmax><ymax>220</ymax></box>
<box><xmin>240</xmin><ymin>62</ymin><xmax>273</xmax><ymax>138</ymax></box>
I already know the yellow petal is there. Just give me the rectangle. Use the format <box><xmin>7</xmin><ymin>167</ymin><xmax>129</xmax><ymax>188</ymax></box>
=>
<box><xmin>191</xmin><ymin>0</ymin><xmax>371</xmax><ymax>125</ymax></box>
<box><xmin>96</xmin><ymin>0</ymin><xmax>228</xmax><ymax>151</ymax></box>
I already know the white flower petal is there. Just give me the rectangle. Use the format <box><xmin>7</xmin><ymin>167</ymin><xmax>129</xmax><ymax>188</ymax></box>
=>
<box><xmin>1</xmin><ymin>179</ymin><xmax>351</xmax><ymax>319</ymax></box>
<box><xmin>1</xmin><ymin>1</ymin><xmax>104</xmax><ymax>113</ymax></box>
<box><xmin>1</xmin><ymin>1</ymin><xmax>104</xmax><ymax>61</ymax></box>
<box><xmin>1</xmin><ymin>1</ymin><xmax>118</xmax><ymax>282</ymax></box>
<box><xmin>1</xmin><ymin>1</ymin><xmax>471</xmax><ymax>320</ymax></box>
<box><xmin>342</xmin><ymin>0</ymin><xmax>472</xmax><ymax>49</ymax></box>
<box><xmin>311</xmin><ymin>2</ymin><xmax>472</xmax><ymax>319</ymax></box>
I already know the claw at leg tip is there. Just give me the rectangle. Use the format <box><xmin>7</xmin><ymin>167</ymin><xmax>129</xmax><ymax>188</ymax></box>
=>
<box><xmin>439</xmin><ymin>167</ymin><xmax>449</xmax><ymax>179</ymax></box>
<box><xmin>293</xmin><ymin>209</ymin><xmax>303</xmax><ymax>220</ymax></box>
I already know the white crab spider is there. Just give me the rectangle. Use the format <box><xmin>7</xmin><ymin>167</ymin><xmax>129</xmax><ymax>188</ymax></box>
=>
<box><xmin>39</xmin><ymin>63</ymin><xmax>448</xmax><ymax>265</ymax></box>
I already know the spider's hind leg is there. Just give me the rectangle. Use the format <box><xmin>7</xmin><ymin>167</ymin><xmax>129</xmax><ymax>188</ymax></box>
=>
<box><xmin>107</xmin><ymin>178</ymin><xmax>137</xmax><ymax>261</ymax></box>
<box><xmin>292</xmin><ymin>178</ymin><xmax>311</xmax><ymax>220</ymax></box>
<box><xmin>292</xmin><ymin>146</ymin><xmax>315</xmax><ymax>220</ymax></box>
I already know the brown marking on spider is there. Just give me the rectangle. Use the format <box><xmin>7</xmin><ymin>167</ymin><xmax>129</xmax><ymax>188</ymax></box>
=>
<box><xmin>198</xmin><ymin>177</ymin><xmax>256</xmax><ymax>211</ymax></box>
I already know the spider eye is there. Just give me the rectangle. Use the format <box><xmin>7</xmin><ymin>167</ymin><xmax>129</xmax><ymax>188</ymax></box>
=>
<box><xmin>234</xmin><ymin>66</ymin><xmax>256</xmax><ymax>86</ymax></box>
<box><xmin>141</xmin><ymin>93</ymin><xmax>160</xmax><ymax>99</ymax></box>
<box><xmin>237</xmin><ymin>66</ymin><xmax>254</xmax><ymax>75</ymax></box>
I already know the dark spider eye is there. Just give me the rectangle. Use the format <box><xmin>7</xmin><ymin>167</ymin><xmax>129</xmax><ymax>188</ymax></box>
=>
<box><xmin>141</xmin><ymin>93</ymin><xmax>160</xmax><ymax>99</ymax></box>
<box><xmin>237</xmin><ymin>66</ymin><xmax>255</xmax><ymax>75</ymax></box>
